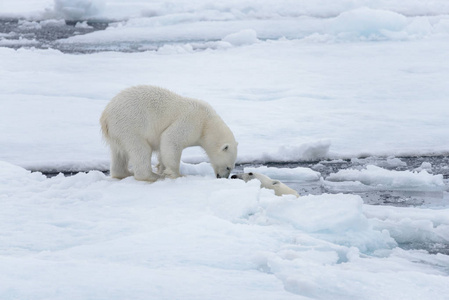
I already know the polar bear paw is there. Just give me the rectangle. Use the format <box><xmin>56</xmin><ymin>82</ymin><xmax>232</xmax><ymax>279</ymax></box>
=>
<box><xmin>162</xmin><ymin>169</ymin><xmax>182</xmax><ymax>179</ymax></box>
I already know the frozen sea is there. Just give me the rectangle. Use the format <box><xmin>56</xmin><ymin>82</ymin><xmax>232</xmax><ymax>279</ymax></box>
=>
<box><xmin>1</xmin><ymin>1</ymin><xmax>449</xmax><ymax>299</ymax></box>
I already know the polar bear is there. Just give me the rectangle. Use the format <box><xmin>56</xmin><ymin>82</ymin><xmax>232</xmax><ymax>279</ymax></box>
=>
<box><xmin>100</xmin><ymin>85</ymin><xmax>238</xmax><ymax>181</ymax></box>
<box><xmin>231</xmin><ymin>172</ymin><xmax>299</xmax><ymax>197</ymax></box>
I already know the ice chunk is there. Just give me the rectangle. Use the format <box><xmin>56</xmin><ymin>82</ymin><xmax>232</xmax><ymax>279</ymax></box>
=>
<box><xmin>414</xmin><ymin>162</ymin><xmax>433</xmax><ymax>172</ymax></box>
<box><xmin>326</xmin><ymin>165</ymin><xmax>445</xmax><ymax>191</ymax></box>
<box><xmin>18</xmin><ymin>20</ymin><xmax>42</xmax><ymax>30</ymax></box>
<box><xmin>260</xmin><ymin>193</ymin><xmax>396</xmax><ymax>252</ymax></box>
<box><xmin>386</xmin><ymin>157</ymin><xmax>407</xmax><ymax>168</ymax></box>
<box><xmin>329</xmin><ymin>7</ymin><xmax>408</xmax><ymax>39</ymax></box>
<box><xmin>364</xmin><ymin>205</ymin><xmax>449</xmax><ymax>247</ymax></box>
<box><xmin>53</xmin><ymin>0</ymin><xmax>105</xmax><ymax>20</ymax></box>
<box><xmin>222</xmin><ymin>29</ymin><xmax>259</xmax><ymax>46</ymax></box>
<box><xmin>39</xmin><ymin>19</ymin><xmax>66</xmax><ymax>27</ymax></box>
<box><xmin>157</xmin><ymin>43</ymin><xmax>194</xmax><ymax>54</ymax></box>
<box><xmin>75</xmin><ymin>21</ymin><xmax>93</xmax><ymax>29</ymax></box>
<box><xmin>0</xmin><ymin>37</ymin><xmax>39</xmax><ymax>46</ymax></box>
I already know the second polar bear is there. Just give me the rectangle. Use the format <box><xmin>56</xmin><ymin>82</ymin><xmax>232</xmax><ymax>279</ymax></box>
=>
<box><xmin>100</xmin><ymin>85</ymin><xmax>238</xmax><ymax>181</ymax></box>
<box><xmin>231</xmin><ymin>172</ymin><xmax>299</xmax><ymax>197</ymax></box>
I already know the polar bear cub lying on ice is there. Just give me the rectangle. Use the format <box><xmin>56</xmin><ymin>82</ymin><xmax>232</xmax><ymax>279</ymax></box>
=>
<box><xmin>100</xmin><ymin>85</ymin><xmax>238</xmax><ymax>181</ymax></box>
<box><xmin>231</xmin><ymin>172</ymin><xmax>299</xmax><ymax>197</ymax></box>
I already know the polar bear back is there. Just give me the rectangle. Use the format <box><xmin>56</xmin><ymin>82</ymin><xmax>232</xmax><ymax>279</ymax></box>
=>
<box><xmin>102</xmin><ymin>85</ymin><xmax>214</xmax><ymax>147</ymax></box>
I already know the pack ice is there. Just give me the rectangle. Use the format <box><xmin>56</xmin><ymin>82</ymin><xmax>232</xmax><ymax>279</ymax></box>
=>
<box><xmin>1</xmin><ymin>0</ymin><xmax>449</xmax><ymax>299</ymax></box>
<box><xmin>1</xmin><ymin>161</ymin><xmax>449</xmax><ymax>299</ymax></box>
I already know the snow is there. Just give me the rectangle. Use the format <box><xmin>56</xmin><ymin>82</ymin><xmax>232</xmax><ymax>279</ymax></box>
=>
<box><xmin>1</xmin><ymin>1</ymin><xmax>449</xmax><ymax>299</ymax></box>
<box><xmin>2</xmin><ymin>36</ymin><xmax>449</xmax><ymax>168</ymax></box>
<box><xmin>1</xmin><ymin>161</ymin><xmax>449</xmax><ymax>299</ymax></box>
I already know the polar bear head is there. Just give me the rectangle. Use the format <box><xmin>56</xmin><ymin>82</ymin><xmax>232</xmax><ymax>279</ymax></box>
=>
<box><xmin>200</xmin><ymin>113</ymin><xmax>238</xmax><ymax>178</ymax></box>
<box><xmin>209</xmin><ymin>143</ymin><xmax>238</xmax><ymax>178</ymax></box>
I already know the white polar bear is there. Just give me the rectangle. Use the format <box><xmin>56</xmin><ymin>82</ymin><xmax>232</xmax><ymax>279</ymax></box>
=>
<box><xmin>100</xmin><ymin>85</ymin><xmax>238</xmax><ymax>181</ymax></box>
<box><xmin>231</xmin><ymin>172</ymin><xmax>299</xmax><ymax>197</ymax></box>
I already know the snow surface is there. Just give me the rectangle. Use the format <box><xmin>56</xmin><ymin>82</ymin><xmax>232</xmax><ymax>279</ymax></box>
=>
<box><xmin>1</xmin><ymin>1</ymin><xmax>449</xmax><ymax>299</ymax></box>
<box><xmin>1</xmin><ymin>161</ymin><xmax>449</xmax><ymax>299</ymax></box>
<box><xmin>2</xmin><ymin>38</ymin><xmax>449</xmax><ymax>169</ymax></box>
<box><xmin>2</xmin><ymin>2</ymin><xmax>449</xmax><ymax>168</ymax></box>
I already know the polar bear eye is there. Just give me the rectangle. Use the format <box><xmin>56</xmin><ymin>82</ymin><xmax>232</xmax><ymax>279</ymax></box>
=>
<box><xmin>226</xmin><ymin>167</ymin><xmax>231</xmax><ymax>171</ymax></box>
<box><xmin>272</xmin><ymin>181</ymin><xmax>280</xmax><ymax>185</ymax></box>
<box><xmin>248</xmin><ymin>172</ymin><xmax>253</xmax><ymax>176</ymax></box>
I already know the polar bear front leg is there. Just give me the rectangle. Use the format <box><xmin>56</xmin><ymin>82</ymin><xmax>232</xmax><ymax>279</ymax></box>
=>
<box><xmin>159</xmin><ymin>144</ymin><xmax>182</xmax><ymax>179</ymax></box>
<box><xmin>155</xmin><ymin>152</ymin><xmax>166</xmax><ymax>175</ymax></box>
<box><xmin>159</xmin><ymin>123</ymin><xmax>189</xmax><ymax>179</ymax></box>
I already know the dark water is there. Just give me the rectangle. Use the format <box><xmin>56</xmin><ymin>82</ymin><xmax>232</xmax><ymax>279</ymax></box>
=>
<box><xmin>43</xmin><ymin>155</ymin><xmax>449</xmax><ymax>208</ymax></box>
<box><xmin>235</xmin><ymin>156</ymin><xmax>449</xmax><ymax>207</ymax></box>
<box><xmin>253</xmin><ymin>156</ymin><xmax>449</xmax><ymax>206</ymax></box>
<box><xmin>0</xmin><ymin>18</ymin><xmax>109</xmax><ymax>53</ymax></box>
<box><xmin>0</xmin><ymin>18</ymin><xmax>211</xmax><ymax>53</ymax></box>
<box><xmin>0</xmin><ymin>17</ymin><xmax>230</xmax><ymax>53</ymax></box>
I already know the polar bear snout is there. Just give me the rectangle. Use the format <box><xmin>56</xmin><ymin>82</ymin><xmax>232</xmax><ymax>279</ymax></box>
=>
<box><xmin>216</xmin><ymin>166</ymin><xmax>232</xmax><ymax>178</ymax></box>
<box><xmin>210</xmin><ymin>143</ymin><xmax>238</xmax><ymax>179</ymax></box>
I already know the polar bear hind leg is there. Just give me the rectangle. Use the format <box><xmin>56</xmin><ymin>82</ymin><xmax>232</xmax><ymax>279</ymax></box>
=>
<box><xmin>109</xmin><ymin>141</ymin><xmax>133</xmax><ymax>179</ymax></box>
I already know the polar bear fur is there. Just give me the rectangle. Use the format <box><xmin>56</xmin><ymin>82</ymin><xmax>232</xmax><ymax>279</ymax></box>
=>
<box><xmin>231</xmin><ymin>172</ymin><xmax>299</xmax><ymax>197</ymax></box>
<box><xmin>100</xmin><ymin>85</ymin><xmax>238</xmax><ymax>181</ymax></box>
